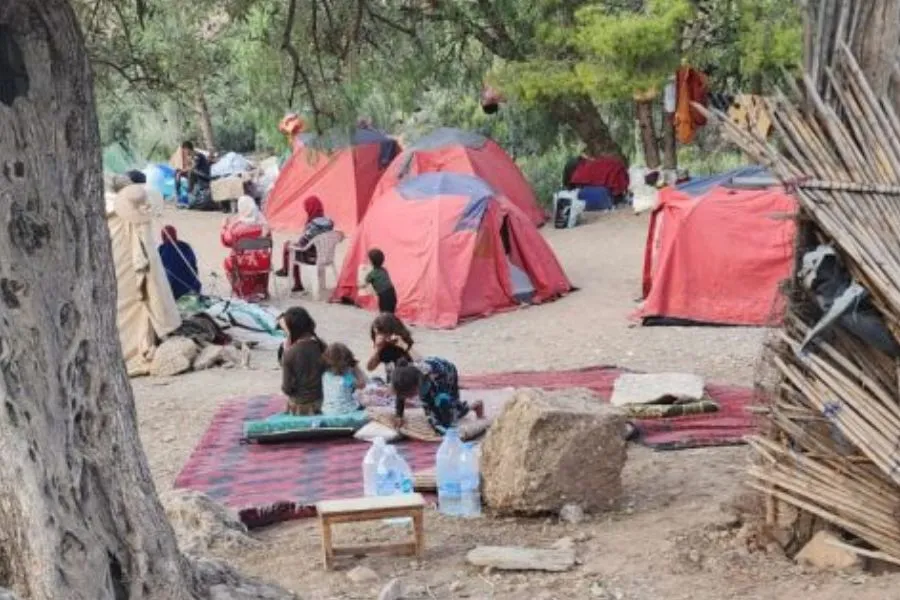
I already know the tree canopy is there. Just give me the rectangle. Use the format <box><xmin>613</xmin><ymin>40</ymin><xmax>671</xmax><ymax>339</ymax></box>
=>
<box><xmin>76</xmin><ymin>0</ymin><xmax>803</xmax><ymax>172</ymax></box>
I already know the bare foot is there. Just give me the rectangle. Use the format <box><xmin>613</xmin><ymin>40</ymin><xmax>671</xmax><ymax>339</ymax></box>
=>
<box><xmin>472</xmin><ymin>400</ymin><xmax>485</xmax><ymax>419</ymax></box>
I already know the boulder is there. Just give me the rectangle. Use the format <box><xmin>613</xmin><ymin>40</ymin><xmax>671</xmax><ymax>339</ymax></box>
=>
<box><xmin>480</xmin><ymin>389</ymin><xmax>627</xmax><ymax>515</ymax></box>
<box><xmin>161</xmin><ymin>490</ymin><xmax>259</xmax><ymax>555</ymax></box>
<box><xmin>795</xmin><ymin>531</ymin><xmax>862</xmax><ymax>571</ymax></box>
<box><xmin>150</xmin><ymin>336</ymin><xmax>199</xmax><ymax>377</ymax></box>
<box><xmin>610</xmin><ymin>373</ymin><xmax>705</xmax><ymax>407</ymax></box>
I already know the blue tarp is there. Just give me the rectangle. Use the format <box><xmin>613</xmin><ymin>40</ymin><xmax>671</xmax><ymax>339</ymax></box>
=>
<box><xmin>676</xmin><ymin>166</ymin><xmax>770</xmax><ymax>198</ymax></box>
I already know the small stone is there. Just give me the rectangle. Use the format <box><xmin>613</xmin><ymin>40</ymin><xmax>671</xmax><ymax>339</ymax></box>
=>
<box><xmin>347</xmin><ymin>566</ymin><xmax>379</xmax><ymax>584</ymax></box>
<box><xmin>482</xmin><ymin>566</ymin><xmax>494</xmax><ymax>576</ymax></box>
<box><xmin>377</xmin><ymin>578</ymin><xmax>404</xmax><ymax>600</ymax></box>
<box><xmin>795</xmin><ymin>531</ymin><xmax>861</xmax><ymax>571</ymax></box>
<box><xmin>688</xmin><ymin>550</ymin><xmax>701</xmax><ymax>564</ymax></box>
<box><xmin>449</xmin><ymin>581</ymin><xmax>463</xmax><ymax>592</ymax></box>
<box><xmin>850</xmin><ymin>575</ymin><xmax>866</xmax><ymax>585</ymax></box>
<box><xmin>560</xmin><ymin>504</ymin><xmax>585</xmax><ymax>525</ymax></box>
<box><xmin>574</xmin><ymin>532</ymin><xmax>592</xmax><ymax>543</ymax></box>
<box><xmin>590</xmin><ymin>583</ymin><xmax>609</xmax><ymax>598</ymax></box>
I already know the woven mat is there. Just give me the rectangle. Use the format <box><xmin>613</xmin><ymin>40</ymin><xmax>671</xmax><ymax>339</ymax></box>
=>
<box><xmin>367</xmin><ymin>408</ymin><xmax>492</xmax><ymax>443</ymax></box>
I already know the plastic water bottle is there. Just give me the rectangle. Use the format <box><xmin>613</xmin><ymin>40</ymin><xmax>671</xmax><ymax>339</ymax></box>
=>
<box><xmin>376</xmin><ymin>447</ymin><xmax>414</xmax><ymax>525</ymax></box>
<box><xmin>363</xmin><ymin>437</ymin><xmax>387</xmax><ymax>497</ymax></box>
<box><xmin>436</xmin><ymin>428</ymin><xmax>463</xmax><ymax>516</ymax></box>
<box><xmin>376</xmin><ymin>447</ymin><xmax>414</xmax><ymax>496</ymax></box>
<box><xmin>459</xmin><ymin>443</ymin><xmax>482</xmax><ymax>518</ymax></box>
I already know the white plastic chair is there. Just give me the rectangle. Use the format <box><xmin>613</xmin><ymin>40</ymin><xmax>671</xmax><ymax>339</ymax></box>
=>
<box><xmin>290</xmin><ymin>230</ymin><xmax>345</xmax><ymax>300</ymax></box>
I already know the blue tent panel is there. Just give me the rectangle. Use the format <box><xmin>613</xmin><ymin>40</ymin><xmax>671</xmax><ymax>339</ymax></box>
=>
<box><xmin>676</xmin><ymin>166</ymin><xmax>771</xmax><ymax>198</ymax></box>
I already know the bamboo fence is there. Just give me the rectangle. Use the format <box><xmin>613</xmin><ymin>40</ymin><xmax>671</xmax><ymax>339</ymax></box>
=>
<box><xmin>701</xmin><ymin>0</ymin><xmax>900</xmax><ymax>562</ymax></box>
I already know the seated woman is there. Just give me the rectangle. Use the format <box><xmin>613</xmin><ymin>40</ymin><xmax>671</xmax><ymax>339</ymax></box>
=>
<box><xmin>275</xmin><ymin>196</ymin><xmax>334</xmax><ymax>292</ymax></box>
<box><xmin>366</xmin><ymin>314</ymin><xmax>418</xmax><ymax>383</ymax></box>
<box><xmin>279</xmin><ymin>307</ymin><xmax>327</xmax><ymax>415</ymax></box>
<box><xmin>391</xmin><ymin>358</ymin><xmax>484</xmax><ymax>435</ymax></box>
<box><xmin>158</xmin><ymin>225</ymin><xmax>202</xmax><ymax>300</ymax></box>
<box><xmin>221</xmin><ymin>196</ymin><xmax>272</xmax><ymax>301</ymax></box>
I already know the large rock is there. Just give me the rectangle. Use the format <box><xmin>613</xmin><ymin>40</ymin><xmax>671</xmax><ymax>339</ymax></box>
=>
<box><xmin>610</xmin><ymin>373</ymin><xmax>705</xmax><ymax>407</ymax></box>
<box><xmin>480</xmin><ymin>389</ymin><xmax>627</xmax><ymax>515</ymax></box>
<box><xmin>161</xmin><ymin>490</ymin><xmax>259</xmax><ymax>556</ymax></box>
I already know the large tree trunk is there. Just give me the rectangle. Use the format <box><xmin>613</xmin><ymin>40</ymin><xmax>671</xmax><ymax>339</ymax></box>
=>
<box><xmin>0</xmin><ymin>2</ymin><xmax>197</xmax><ymax>598</ymax></box>
<box><xmin>194</xmin><ymin>89</ymin><xmax>216</xmax><ymax>154</ymax></box>
<box><xmin>0</xmin><ymin>3</ymin><xmax>292</xmax><ymax>599</ymax></box>
<box><xmin>851</xmin><ymin>0</ymin><xmax>900</xmax><ymax>102</ymax></box>
<box><xmin>547</xmin><ymin>94</ymin><xmax>624</xmax><ymax>160</ymax></box>
<box><xmin>635</xmin><ymin>99</ymin><xmax>660</xmax><ymax>169</ymax></box>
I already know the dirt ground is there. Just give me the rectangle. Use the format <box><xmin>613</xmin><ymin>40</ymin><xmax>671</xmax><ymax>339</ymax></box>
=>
<box><xmin>133</xmin><ymin>207</ymin><xmax>900</xmax><ymax>599</ymax></box>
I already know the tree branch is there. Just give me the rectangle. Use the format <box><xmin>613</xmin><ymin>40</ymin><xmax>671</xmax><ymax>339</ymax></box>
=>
<box><xmin>282</xmin><ymin>0</ymin><xmax>323</xmax><ymax>130</ymax></box>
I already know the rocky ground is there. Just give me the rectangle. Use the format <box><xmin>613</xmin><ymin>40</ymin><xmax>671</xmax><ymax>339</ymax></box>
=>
<box><xmin>134</xmin><ymin>207</ymin><xmax>900</xmax><ymax>599</ymax></box>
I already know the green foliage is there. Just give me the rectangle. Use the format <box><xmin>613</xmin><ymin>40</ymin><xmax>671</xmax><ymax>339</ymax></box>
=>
<box><xmin>516</xmin><ymin>142</ymin><xmax>575</xmax><ymax>208</ymax></box>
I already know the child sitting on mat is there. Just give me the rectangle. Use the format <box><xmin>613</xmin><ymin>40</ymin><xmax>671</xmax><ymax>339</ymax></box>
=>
<box><xmin>279</xmin><ymin>307</ymin><xmax>326</xmax><ymax>415</ymax></box>
<box><xmin>366</xmin><ymin>313</ymin><xmax>418</xmax><ymax>384</ymax></box>
<box><xmin>391</xmin><ymin>357</ymin><xmax>484</xmax><ymax>435</ymax></box>
<box><xmin>321</xmin><ymin>343</ymin><xmax>367</xmax><ymax>415</ymax></box>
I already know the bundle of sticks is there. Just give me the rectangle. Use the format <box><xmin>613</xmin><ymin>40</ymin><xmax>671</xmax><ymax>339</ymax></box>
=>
<box><xmin>700</xmin><ymin>1</ymin><xmax>900</xmax><ymax>562</ymax></box>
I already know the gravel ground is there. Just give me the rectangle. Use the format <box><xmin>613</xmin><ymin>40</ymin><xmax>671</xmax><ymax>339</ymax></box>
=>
<box><xmin>130</xmin><ymin>206</ymin><xmax>899</xmax><ymax>599</ymax></box>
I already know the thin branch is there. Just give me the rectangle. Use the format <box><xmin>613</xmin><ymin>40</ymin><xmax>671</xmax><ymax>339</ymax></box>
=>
<box><xmin>282</xmin><ymin>0</ymin><xmax>323</xmax><ymax>130</ymax></box>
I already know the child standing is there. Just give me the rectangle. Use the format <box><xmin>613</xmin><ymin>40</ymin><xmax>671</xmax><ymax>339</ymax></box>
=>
<box><xmin>364</xmin><ymin>248</ymin><xmax>397</xmax><ymax>314</ymax></box>
<box><xmin>321</xmin><ymin>343</ymin><xmax>367</xmax><ymax>415</ymax></box>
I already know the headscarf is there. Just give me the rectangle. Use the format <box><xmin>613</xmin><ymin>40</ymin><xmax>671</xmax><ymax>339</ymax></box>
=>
<box><xmin>304</xmin><ymin>196</ymin><xmax>324</xmax><ymax>221</ymax></box>
<box><xmin>161</xmin><ymin>225</ymin><xmax>178</xmax><ymax>244</ymax></box>
<box><xmin>233</xmin><ymin>195</ymin><xmax>270</xmax><ymax>234</ymax></box>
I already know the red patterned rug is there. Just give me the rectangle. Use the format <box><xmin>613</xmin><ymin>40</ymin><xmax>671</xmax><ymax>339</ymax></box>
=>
<box><xmin>175</xmin><ymin>366</ymin><xmax>757</xmax><ymax>528</ymax></box>
<box><xmin>462</xmin><ymin>365</ymin><xmax>758</xmax><ymax>450</ymax></box>
<box><xmin>173</xmin><ymin>395</ymin><xmax>437</xmax><ymax>528</ymax></box>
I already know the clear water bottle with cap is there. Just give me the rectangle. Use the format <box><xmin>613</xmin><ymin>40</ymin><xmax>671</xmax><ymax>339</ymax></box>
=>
<box><xmin>376</xmin><ymin>446</ymin><xmax>413</xmax><ymax>496</ymax></box>
<box><xmin>362</xmin><ymin>437</ymin><xmax>387</xmax><ymax>497</ymax></box>
<box><xmin>459</xmin><ymin>442</ymin><xmax>482</xmax><ymax>518</ymax></box>
<box><xmin>436</xmin><ymin>428</ymin><xmax>463</xmax><ymax>516</ymax></box>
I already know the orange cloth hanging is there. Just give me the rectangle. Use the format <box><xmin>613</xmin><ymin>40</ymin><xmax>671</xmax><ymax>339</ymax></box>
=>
<box><xmin>675</xmin><ymin>66</ymin><xmax>709</xmax><ymax>144</ymax></box>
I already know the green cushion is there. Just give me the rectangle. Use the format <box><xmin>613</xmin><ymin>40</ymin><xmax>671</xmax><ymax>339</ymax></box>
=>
<box><xmin>243</xmin><ymin>411</ymin><xmax>369</xmax><ymax>442</ymax></box>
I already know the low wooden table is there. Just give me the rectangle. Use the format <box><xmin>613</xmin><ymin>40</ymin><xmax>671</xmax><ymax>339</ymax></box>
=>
<box><xmin>316</xmin><ymin>494</ymin><xmax>426</xmax><ymax>570</ymax></box>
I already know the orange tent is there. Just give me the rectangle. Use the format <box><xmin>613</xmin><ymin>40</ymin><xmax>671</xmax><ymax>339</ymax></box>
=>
<box><xmin>373</xmin><ymin>128</ymin><xmax>546</xmax><ymax>226</ymax></box>
<box><xmin>333</xmin><ymin>173</ymin><xmax>571</xmax><ymax>328</ymax></box>
<box><xmin>638</xmin><ymin>167</ymin><xmax>796</xmax><ymax>326</ymax></box>
<box><xmin>264</xmin><ymin>128</ymin><xmax>400</xmax><ymax>233</ymax></box>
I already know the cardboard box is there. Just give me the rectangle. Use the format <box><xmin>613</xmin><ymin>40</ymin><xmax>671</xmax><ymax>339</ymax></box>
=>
<box><xmin>211</xmin><ymin>176</ymin><xmax>245</xmax><ymax>202</ymax></box>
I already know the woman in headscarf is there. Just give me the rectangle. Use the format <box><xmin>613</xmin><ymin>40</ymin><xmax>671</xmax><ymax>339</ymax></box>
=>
<box><xmin>221</xmin><ymin>196</ymin><xmax>273</xmax><ymax>301</ymax></box>
<box><xmin>275</xmin><ymin>195</ymin><xmax>334</xmax><ymax>293</ymax></box>
<box><xmin>158</xmin><ymin>225</ymin><xmax>202</xmax><ymax>300</ymax></box>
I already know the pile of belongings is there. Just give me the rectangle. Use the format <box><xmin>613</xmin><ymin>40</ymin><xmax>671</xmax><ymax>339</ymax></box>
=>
<box><xmin>609</xmin><ymin>373</ymin><xmax>718</xmax><ymax>419</ymax></box>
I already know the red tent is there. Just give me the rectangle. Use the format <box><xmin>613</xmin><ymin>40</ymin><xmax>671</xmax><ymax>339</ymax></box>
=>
<box><xmin>265</xmin><ymin>129</ymin><xmax>399</xmax><ymax>233</ymax></box>
<box><xmin>638</xmin><ymin>167</ymin><xmax>796</xmax><ymax>326</ymax></box>
<box><xmin>333</xmin><ymin>173</ymin><xmax>572</xmax><ymax>328</ymax></box>
<box><xmin>373</xmin><ymin>128</ymin><xmax>546</xmax><ymax>226</ymax></box>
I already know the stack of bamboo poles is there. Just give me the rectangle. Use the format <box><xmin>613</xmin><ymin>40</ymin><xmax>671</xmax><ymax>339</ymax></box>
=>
<box><xmin>702</xmin><ymin>3</ymin><xmax>900</xmax><ymax>562</ymax></box>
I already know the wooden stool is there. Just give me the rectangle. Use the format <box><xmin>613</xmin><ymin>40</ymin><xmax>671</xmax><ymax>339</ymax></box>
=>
<box><xmin>316</xmin><ymin>494</ymin><xmax>426</xmax><ymax>570</ymax></box>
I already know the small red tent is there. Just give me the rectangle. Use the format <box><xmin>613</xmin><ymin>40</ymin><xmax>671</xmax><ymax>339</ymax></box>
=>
<box><xmin>333</xmin><ymin>173</ymin><xmax>571</xmax><ymax>328</ymax></box>
<box><xmin>638</xmin><ymin>167</ymin><xmax>796</xmax><ymax>326</ymax></box>
<box><xmin>373</xmin><ymin>128</ymin><xmax>546</xmax><ymax>226</ymax></box>
<box><xmin>265</xmin><ymin>128</ymin><xmax>400</xmax><ymax>233</ymax></box>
